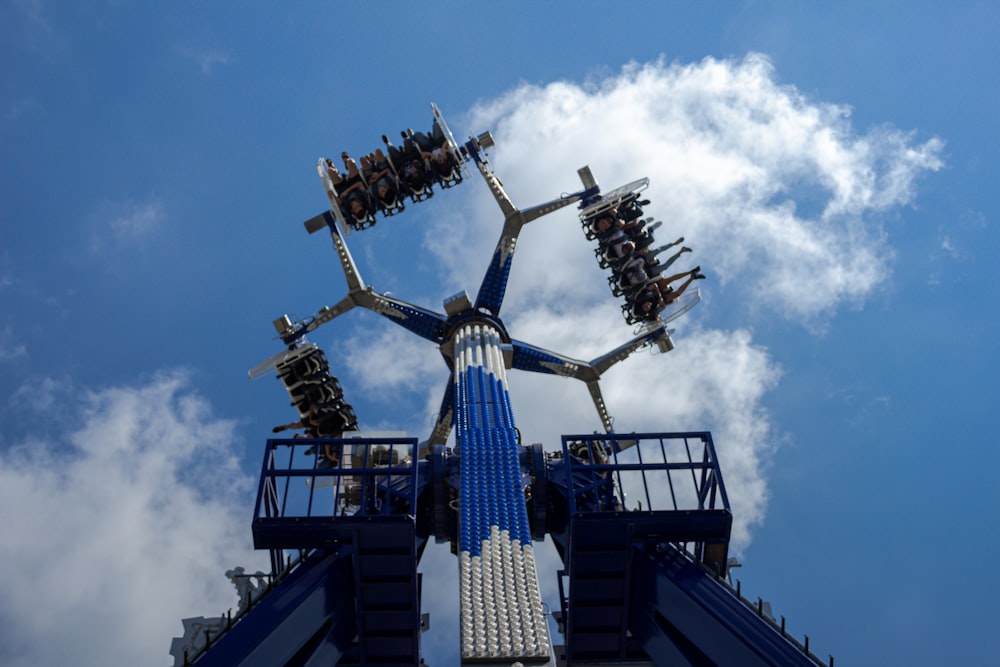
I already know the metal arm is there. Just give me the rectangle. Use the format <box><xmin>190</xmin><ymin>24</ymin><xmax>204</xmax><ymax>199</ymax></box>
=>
<box><xmin>461</xmin><ymin>133</ymin><xmax>591</xmax><ymax>317</ymax></box>
<box><xmin>426</xmin><ymin>378</ymin><xmax>455</xmax><ymax>447</ymax></box>
<box><xmin>509</xmin><ymin>323</ymin><xmax>674</xmax><ymax>431</ymax></box>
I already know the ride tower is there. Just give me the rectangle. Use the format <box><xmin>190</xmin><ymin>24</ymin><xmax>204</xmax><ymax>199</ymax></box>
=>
<box><xmin>171</xmin><ymin>105</ymin><xmax>831</xmax><ymax>667</ymax></box>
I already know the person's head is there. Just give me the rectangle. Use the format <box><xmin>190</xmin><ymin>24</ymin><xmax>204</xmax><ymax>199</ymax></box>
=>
<box><xmin>348</xmin><ymin>193</ymin><xmax>366</xmax><ymax>217</ymax></box>
<box><xmin>430</xmin><ymin>149</ymin><xmax>453</xmax><ymax>177</ymax></box>
<box><xmin>403</xmin><ymin>161</ymin><xmax>425</xmax><ymax>189</ymax></box>
<box><xmin>594</xmin><ymin>214</ymin><xmax>613</xmax><ymax>232</ymax></box>
<box><xmin>376</xmin><ymin>178</ymin><xmax>395</xmax><ymax>204</ymax></box>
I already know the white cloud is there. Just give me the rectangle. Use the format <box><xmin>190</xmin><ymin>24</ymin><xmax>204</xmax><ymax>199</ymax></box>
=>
<box><xmin>176</xmin><ymin>45</ymin><xmax>233</xmax><ymax>75</ymax></box>
<box><xmin>109</xmin><ymin>200</ymin><xmax>162</xmax><ymax>239</ymax></box>
<box><xmin>342</xmin><ymin>325</ymin><xmax>444</xmax><ymax>395</ymax></box>
<box><xmin>8</xmin><ymin>376</ymin><xmax>67</xmax><ymax>425</ymax></box>
<box><xmin>941</xmin><ymin>236</ymin><xmax>958</xmax><ymax>257</ymax></box>
<box><xmin>356</xmin><ymin>56</ymin><xmax>941</xmax><ymax>552</ymax></box>
<box><xmin>0</xmin><ymin>325</ymin><xmax>27</xmax><ymax>361</ymax></box>
<box><xmin>446</xmin><ymin>55</ymin><xmax>943</xmax><ymax>323</ymax></box>
<box><xmin>0</xmin><ymin>372</ymin><xmax>264</xmax><ymax>667</ymax></box>
<box><xmin>89</xmin><ymin>198</ymin><xmax>164</xmax><ymax>253</ymax></box>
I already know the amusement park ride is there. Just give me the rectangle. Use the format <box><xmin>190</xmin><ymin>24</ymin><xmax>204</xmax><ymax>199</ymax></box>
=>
<box><xmin>170</xmin><ymin>105</ymin><xmax>831</xmax><ymax>666</ymax></box>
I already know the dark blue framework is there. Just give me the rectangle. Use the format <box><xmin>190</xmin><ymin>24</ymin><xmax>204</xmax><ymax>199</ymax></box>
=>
<box><xmin>546</xmin><ymin>432</ymin><xmax>732</xmax><ymax>663</ymax></box>
<box><xmin>560</xmin><ymin>432</ymin><xmax>729</xmax><ymax>516</ymax></box>
<box><xmin>242</xmin><ymin>437</ymin><xmax>427</xmax><ymax>667</ymax></box>
<box><xmin>541</xmin><ymin>432</ymin><xmax>826</xmax><ymax>666</ymax></box>
<box><xmin>185</xmin><ymin>432</ymin><xmax>829</xmax><ymax>667</ymax></box>
<box><xmin>252</xmin><ymin>437</ymin><xmax>421</xmax><ymax>568</ymax></box>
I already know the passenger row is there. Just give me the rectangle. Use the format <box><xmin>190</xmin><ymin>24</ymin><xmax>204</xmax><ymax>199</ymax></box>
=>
<box><xmin>582</xmin><ymin>193</ymin><xmax>705</xmax><ymax>324</ymax></box>
<box><xmin>271</xmin><ymin>344</ymin><xmax>358</xmax><ymax>467</ymax></box>
<box><xmin>322</xmin><ymin>119</ymin><xmax>464</xmax><ymax>231</ymax></box>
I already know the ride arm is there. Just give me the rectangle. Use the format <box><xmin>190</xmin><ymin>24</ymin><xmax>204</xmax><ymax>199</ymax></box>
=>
<box><xmin>509</xmin><ymin>324</ymin><xmax>673</xmax><ymax>432</ymax></box>
<box><xmin>510</xmin><ymin>323</ymin><xmax>671</xmax><ymax>382</ymax></box>
<box><xmin>472</xmin><ymin>193</ymin><xmax>587</xmax><ymax>316</ymax></box>
<box><xmin>310</xmin><ymin>210</ymin><xmax>449</xmax><ymax>342</ymax></box>
<box><xmin>508</xmin><ymin>339</ymin><xmax>612</xmax><ymax>430</ymax></box>
<box><xmin>259</xmin><ymin>208</ymin><xmax>448</xmax><ymax>363</ymax></box>
<box><xmin>360</xmin><ymin>290</ymin><xmax>450</xmax><ymax>344</ymax></box>
<box><xmin>304</xmin><ymin>210</ymin><xmax>367</xmax><ymax>292</ymax></box>
<box><xmin>590</xmin><ymin>323</ymin><xmax>673</xmax><ymax>375</ymax></box>
<box><xmin>458</xmin><ymin>132</ymin><xmax>587</xmax><ymax>316</ymax></box>
<box><xmin>585</xmin><ymin>380</ymin><xmax>614</xmax><ymax>433</ymax></box>
<box><xmin>291</xmin><ymin>288</ymin><xmax>448</xmax><ymax>347</ymax></box>
<box><xmin>426</xmin><ymin>378</ymin><xmax>455</xmax><ymax>447</ymax></box>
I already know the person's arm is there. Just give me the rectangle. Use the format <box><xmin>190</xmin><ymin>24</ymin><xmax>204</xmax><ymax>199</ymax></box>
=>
<box><xmin>272</xmin><ymin>420</ymin><xmax>303</xmax><ymax>433</ymax></box>
<box><xmin>339</xmin><ymin>178</ymin><xmax>366</xmax><ymax>196</ymax></box>
<box><xmin>368</xmin><ymin>167</ymin><xmax>391</xmax><ymax>184</ymax></box>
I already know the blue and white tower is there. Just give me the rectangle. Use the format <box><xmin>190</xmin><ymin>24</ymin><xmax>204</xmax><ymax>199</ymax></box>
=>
<box><xmin>453</xmin><ymin>323</ymin><xmax>549</xmax><ymax>661</ymax></box>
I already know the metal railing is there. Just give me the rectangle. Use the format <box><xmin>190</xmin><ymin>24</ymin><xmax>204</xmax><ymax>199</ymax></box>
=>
<box><xmin>561</xmin><ymin>431</ymin><xmax>730</xmax><ymax>517</ymax></box>
<box><xmin>253</xmin><ymin>436</ymin><xmax>419</xmax><ymax>573</ymax></box>
<box><xmin>254</xmin><ymin>436</ymin><xmax>419</xmax><ymax>521</ymax></box>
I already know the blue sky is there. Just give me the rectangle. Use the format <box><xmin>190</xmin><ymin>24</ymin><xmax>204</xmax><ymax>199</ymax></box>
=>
<box><xmin>1</xmin><ymin>2</ymin><xmax>998</xmax><ymax>666</ymax></box>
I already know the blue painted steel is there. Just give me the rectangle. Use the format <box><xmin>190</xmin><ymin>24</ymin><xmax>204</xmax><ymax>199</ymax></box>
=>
<box><xmin>630</xmin><ymin>544</ymin><xmax>824</xmax><ymax>666</ymax></box>
<box><xmin>461</xmin><ymin>139</ymin><xmax>485</xmax><ymax>166</ymax></box>
<box><xmin>373</xmin><ymin>300</ymin><xmax>449</xmax><ymax>343</ymax></box>
<box><xmin>190</xmin><ymin>550</ymin><xmax>356</xmax><ymax>667</ymax></box>
<box><xmin>545</xmin><ymin>431</ymin><xmax>743</xmax><ymax>664</ymax></box>
<box><xmin>560</xmin><ymin>518</ymin><xmax>641</xmax><ymax>663</ymax></box>
<box><xmin>578</xmin><ymin>185</ymin><xmax>602</xmax><ymax>208</ymax></box>
<box><xmin>456</xmin><ymin>364</ymin><xmax>532</xmax><ymax>555</ymax></box>
<box><xmin>253</xmin><ymin>437</ymin><xmax>421</xmax><ymax>553</ymax></box>
<box><xmin>474</xmin><ymin>247</ymin><xmax>514</xmax><ymax>315</ymax></box>
<box><xmin>557</xmin><ymin>432</ymin><xmax>730</xmax><ymax>519</ymax></box>
<box><xmin>510</xmin><ymin>340</ymin><xmax>576</xmax><ymax>375</ymax></box>
<box><xmin>231</xmin><ymin>437</ymin><xmax>426</xmax><ymax>667</ymax></box>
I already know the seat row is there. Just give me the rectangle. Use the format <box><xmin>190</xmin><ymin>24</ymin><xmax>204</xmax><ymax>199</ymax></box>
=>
<box><xmin>320</xmin><ymin>117</ymin><xmax>464</xmax><ymax>231</ymax></box>
<box><xmin>271</xmin><ymin>344</ymin><xmax>358</xmax><ymax>446</ymax></box>
<box><xmin>581</xmin><ymin>191</ymin><xmax>705</xmax><ymax>324</ymax></box>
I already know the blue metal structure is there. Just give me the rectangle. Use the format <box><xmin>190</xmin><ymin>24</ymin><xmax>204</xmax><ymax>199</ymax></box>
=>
<box><xmin>173</xmin><ymin>104</ymin><xmax>830</xmax><ymax>667</ymax></box>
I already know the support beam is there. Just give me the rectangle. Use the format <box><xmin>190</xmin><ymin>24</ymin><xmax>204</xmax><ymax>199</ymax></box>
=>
<box><xmin>189</xmin><ymin>550</ymin><xmax>356</xmax><ymax>667</ymax></box>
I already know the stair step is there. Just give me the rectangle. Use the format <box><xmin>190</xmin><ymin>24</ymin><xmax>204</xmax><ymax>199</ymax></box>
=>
<box><xmin>570</xmin><ymin>578</ymin><xmax>626</xmax><ymax>602</ymax></box>
<box><xmin>568</xmin><ymin>631</ymin><xmax>625</xmax><ymax>656</ymax></box>
<box><xmin>357</xmin><ymin>609</ymin><xmax>420</xmax><ymax>634</ymax></box>
<box><xmin>574</xmin><ymin>550</ymin><xmax>627</xmax><ymax>574</ymax></box>
<box><xmin>571</xmin><ymin>605</ymin><xmax>624</xmax><ymax>629</ymax></box>
<box><xmin>357</xmin><ymin>552</ymin><xmax>412</xmax><ymax>574</ymax></box>
<box><xmin>361</xmin><ymin>636</ymin><xmax>418</xmax><ymax>659</ymax></box>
